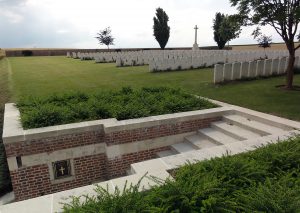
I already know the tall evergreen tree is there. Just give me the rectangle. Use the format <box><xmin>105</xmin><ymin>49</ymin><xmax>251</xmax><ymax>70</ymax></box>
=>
<box><xmin>153</xmin><ymin>8</ymin><xmax>170</xmax><ymax>49</ymax></box>
<box><xmin>213</xmin><ymin>13</ymin><xmax>227</xmax><ymax>49</ymax></box>
<box><xmin>213</xmin><ymin>13</ymin><xmax>241</xmax><ymax>49</ymax></box>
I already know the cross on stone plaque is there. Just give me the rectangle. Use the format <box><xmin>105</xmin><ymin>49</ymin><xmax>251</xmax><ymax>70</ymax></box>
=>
<box><xmin>53</xmin><ymin>160</ymin><xmax>71</xmax><ymax>179</ymax></box>
<box><xmin>59</xmin><ymin>166</ymin><xmax>65</xmax><ymax>175</ymax></box>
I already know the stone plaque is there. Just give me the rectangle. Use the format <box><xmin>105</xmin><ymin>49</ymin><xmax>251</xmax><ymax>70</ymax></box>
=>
<box><xmin>53</xmin><ymin>160</ymin><xmax>71</xmax><ymax>179</ymax></box>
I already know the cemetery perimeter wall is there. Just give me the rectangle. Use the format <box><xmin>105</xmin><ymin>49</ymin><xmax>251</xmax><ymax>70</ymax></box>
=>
<box><xmin>4</xmin><ymin>42</ymin><xmax>298</xmax><ymax>57</ymax></box>
<box><xmin>2</xmin><ymin>104</ymin><xmax>225</xmax><ymax>201</ymax></box>
<box><xmin>4</xmin><ymin>46</ymin><xmax>227</xmax><ymax>57</ymax></box>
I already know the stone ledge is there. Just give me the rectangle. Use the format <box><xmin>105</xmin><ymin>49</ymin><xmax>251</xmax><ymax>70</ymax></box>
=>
<box><xmin>2</xmin><ymin>103</ymin><xmax>230</xmax><ymax>144</ymax></box>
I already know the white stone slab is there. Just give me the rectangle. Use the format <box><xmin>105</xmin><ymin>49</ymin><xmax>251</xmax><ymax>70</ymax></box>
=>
<box><xmin>278</xmin><ymin>57</ymin><xmax>287</xmax><ymax>74</ymax></box>
<box><xmin>214</xmin><ymin>64</ymin><xmax>224</xmax><ymax>84</ymax></box>
<box><xmin>223</xmin><ymin>63</ymin><xmax>232</xmax><ymax>81</ymax></box>
<box><xmin>271</xmin><ymin>58</ymin><xmax>279</xmax><ymax>75</ymax></box>
<box><xmin>256</xmin><ymin>60</ymin><xmax>264</xmax><ymax>76</ymax></box>
<box><xmin>248</xmin><ymin>61</ymin><xmax>257</xmax><ymax>78</ymax></box>
<box><xmin>240</xmin><ymin>62</ymin><xmax>249</xmax><ymax>79</ymax></box>
<box><xmin>232</xmin><ymin>62</ymin><xmax>241</xmax><ymax>80</ymax></box>
<box><xmin>263</xmin><ymin>59</ymin><xmax>272</xmax><ymax>76</ymax></box>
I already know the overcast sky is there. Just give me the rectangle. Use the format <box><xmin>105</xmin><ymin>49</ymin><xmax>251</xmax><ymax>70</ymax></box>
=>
<box><xmin>0</xmin><ymin>0</ymin><xmax>284</xmax><ymax>49</ymax></box>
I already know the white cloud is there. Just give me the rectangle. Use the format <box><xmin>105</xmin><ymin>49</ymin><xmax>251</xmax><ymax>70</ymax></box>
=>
<box><xmin>0</xmin><ymin>10</ymin><xmax>23</xmax><ymax>23</ymax></box>
<box><xmin>0</xmin><ymin>0</ymin><xmax>291</xmax><ymax>48</ymax></box>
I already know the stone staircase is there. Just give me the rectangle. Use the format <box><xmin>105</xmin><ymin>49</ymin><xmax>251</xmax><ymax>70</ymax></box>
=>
<box><xmin>156</xmin><ymin>113</ymin><xmax>293</xmax><ymax>157</ymax></box>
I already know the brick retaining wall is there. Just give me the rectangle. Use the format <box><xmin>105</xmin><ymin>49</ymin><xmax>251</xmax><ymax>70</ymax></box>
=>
<box><xmin>3</xmin><ymin>104</ymin><xmax>228</xmax><ymax>201</ymax></box>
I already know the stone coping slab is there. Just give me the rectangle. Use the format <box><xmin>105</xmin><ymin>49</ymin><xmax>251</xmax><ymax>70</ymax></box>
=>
<box><xmin>2</xmin><ymin>103</ymin><xmax>229</xmax><ymax>144</ymax></box>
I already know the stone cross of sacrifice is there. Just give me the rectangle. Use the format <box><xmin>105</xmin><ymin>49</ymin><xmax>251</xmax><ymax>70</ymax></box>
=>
<box><xmin>194</xmin><ymin>25</ymin><xmax>199</xmax><ymax>45</ymax></box>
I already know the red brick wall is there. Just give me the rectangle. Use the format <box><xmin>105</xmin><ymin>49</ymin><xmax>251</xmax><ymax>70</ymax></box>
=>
<box><xmin>105</xmin><ymin>117</ymin><xmax>220</xmax><ymax>146</ymax></box>
<box><xmin>4</xmin><ymin>131</ymin><xmax>104</xmax><ymax>157</ymax></box>
<box><xmin>106</xmin><ymin>146</ymin><xmax>170</xmax><ymax>178</ymax></box>
<box><xmin>11</xmin><ymin>154</ymin><xmax>106</xmax><ymax>201</ymax></box>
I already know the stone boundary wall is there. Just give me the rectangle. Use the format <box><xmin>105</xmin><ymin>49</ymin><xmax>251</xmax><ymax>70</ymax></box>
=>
<box><xmin>2</xmin><ymin>104</ymin><xmax>229</xmax><ymax>201</ymax></box>
<box><xmin>4</xmin><ymin>47</ymin><xmax>195</xmax><ymax>57</ymax></box>
<box><xmin>213</xmin><ymin>56</ymin><xmax>300</xmax><ymax>84</ymax></box>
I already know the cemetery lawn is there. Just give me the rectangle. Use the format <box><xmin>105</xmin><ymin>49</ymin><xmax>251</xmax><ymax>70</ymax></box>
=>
<box><xmin>8</xmin><ymin>56</ymin><xmax>300</xmax><ymax>121</ymax></box>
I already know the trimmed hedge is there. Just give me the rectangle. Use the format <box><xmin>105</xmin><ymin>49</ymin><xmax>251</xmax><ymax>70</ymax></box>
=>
<box><xmin>17</xmin><ymin>87</ymin><xmax>218</xmax><ymax>129</ymax></box>
<box><xmin>62</xmin><ymin>136</ymin><xmax>300</xmax><ymax>212</ymax></box>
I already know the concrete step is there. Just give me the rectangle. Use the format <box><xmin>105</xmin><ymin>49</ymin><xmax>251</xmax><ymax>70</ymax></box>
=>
<box><xmin>130</xmin><ymin>158</ymin><xmax>170</xmax><ymax>174</ymax></box>
<box><xmin>235</xmin><ymin>111</ymin><xmax>294</xmax><ymax>131</ymax></box>
<box><xmin>156</xmin><ymin>150</ymin><xmax>177</xmax><ymax>158</ymax></box>
<box><xmin>184</xmin><ymin>134</ymin><xmax>218</xmax><ymax>149</ymax></box>
<box><xmin>223</xmin><ymin>114</ymin><xmax>286</xmax><ymax>135</ymax></box>
<box><xmin>198</xmin><ymin>128</ymin><xmax>239</xmax><ymax>145</ymax></box>
<box><xmin>126</xmin><ymin>169</ymin><xmax>134</xmax><ymax>175</ymax></box>
<box><xmin>211</xmin><ymin>120</ymin><xmax>261</xmax><ymax>140</ymax></box>
<box><xmin>171</xmin><ymin>142</ymin><xmax>197</xmax><ymax>153</ymax></box>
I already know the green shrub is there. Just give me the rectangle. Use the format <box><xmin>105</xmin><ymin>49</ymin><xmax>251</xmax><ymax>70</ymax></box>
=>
<box><xmin>62</xmin><ymin>136</ymin><xmax>300</xmax><ymax>212</ymax></box>
<box><xmin>17</xmin><ymin>87</ymin><xmax>218</xmax><ymax>129</ymax></box>
<box><xmin>21</xmin><ymin>50</ymin><xmax>33</xmax><ymax>57</ymax></box>
<box><xmin>0</xmin><ymin>107</ymin><xmax>12</xmax><ymax>195</ymax></box>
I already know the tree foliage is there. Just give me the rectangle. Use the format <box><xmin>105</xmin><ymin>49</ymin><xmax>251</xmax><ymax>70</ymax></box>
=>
<box><xmin>153</xmin><ymin>7</ymin><xmax>170</xmax><ymax>49</ymax></box>
<box><xmin>213</xmin><ymin>13</ymin><xmax>242</xmax><ymax>49</ymax></box>
<box><xmin>95</xmin><ymin>27</ymin><xmax>114</xmax><ymax>49</ymax></box>
<box><xmin>257</xmin><ymin>35</ymin><xmax>272</xmax><ymax>49</ymax></box>
<box><xmin>229</xmin><ymin>0</ymin><xmax>300</xmax><ymax>89</ymax></box>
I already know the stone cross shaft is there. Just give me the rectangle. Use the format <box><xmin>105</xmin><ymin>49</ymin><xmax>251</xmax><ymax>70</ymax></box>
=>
<box><xmin>194</xmin><ymin>25</ymin><xmax>198</xmax><ymax>45</ymax></box>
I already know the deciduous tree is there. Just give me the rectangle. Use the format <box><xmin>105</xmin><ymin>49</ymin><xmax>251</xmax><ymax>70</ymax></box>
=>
<box><xmin>229</xmin><ymin>0</ymin><xmax>300</xmax><ymax>89</ymax></box>
<box><xmin>96</xmin><ymin>27</ymin><xmax>115</xmax><ymax>49</ymax></box>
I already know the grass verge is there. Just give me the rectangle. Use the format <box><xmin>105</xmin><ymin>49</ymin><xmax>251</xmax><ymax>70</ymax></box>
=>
<box><xmin>0</xmin><ymin>58</ymin><xmax>12</xmax><ymax>195</ymax></box>
<box><xmin>63</xmin><ymin>136</ymin><xmax>300</xmax><ymax>212</ymax></box>
<box><xmin>17</xmin><ymin>87</ymin><xmax>218</xmax><ymax>129</ymax></box>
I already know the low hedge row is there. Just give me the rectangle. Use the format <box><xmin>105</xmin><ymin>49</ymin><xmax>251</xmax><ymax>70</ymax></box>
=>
<box><xmin>63</xmin><ymin>136</ymin><xmax>300</xmax><ymax>212</ymax></box>
<box><xmin>17</xmin><ymin>87</ymin><xmax>218</xmax><ymax>129</ymax></box>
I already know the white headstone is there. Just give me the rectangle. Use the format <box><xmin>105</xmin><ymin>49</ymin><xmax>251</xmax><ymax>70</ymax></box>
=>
<box><xmin>256</xmin><ymin>60</ymin><xmax>265</xmax><ymax>76</ymax></box>
<box><xmin>271</xmin><ymin>59</ymin><xmax>279</xmax><ymax>75</ymax></box>
<box><xmin>263</xmin><ymin>59</ymin><xmax>272</xmax><ymax>76</ymax></box>
<box><xmin>232</xmin><ymin>62</ymin><xmax>241</xmax><ymax>80</ymax></box>
<box><xmin>278</xmin><ymin>57</ymin><xmax>287</xmax><ymax>74</ymax></box>
<box><xmin>248</xmin><ymin>61</ymin><xmax>257</xmax><ymax>78</ymax></box>
<box><xmin>241</xmin><ymin>62</ymin><xmax>249</xmax><ymax>79</ymax></box>
<box><xmin>214</xmin><ymin>64</ymin><xmax>224</xmax><ymax>84</ymax></box>
<box><xmin>223</xmin><ymin>63</ymin><xmax>232</xmax><ymax>81</ymax></box>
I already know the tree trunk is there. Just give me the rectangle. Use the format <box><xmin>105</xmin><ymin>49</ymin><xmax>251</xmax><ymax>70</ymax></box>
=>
<box><xmin>286</xmin><ymin>50</ymin><xmax>295</xmax><ymax>89</ymax></box>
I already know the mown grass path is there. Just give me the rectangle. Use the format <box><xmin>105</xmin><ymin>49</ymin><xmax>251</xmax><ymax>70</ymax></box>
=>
<box><xmin>8</xmin><ymin>56</ymin><xmax>300</xmax><ymax>120</ymax></box>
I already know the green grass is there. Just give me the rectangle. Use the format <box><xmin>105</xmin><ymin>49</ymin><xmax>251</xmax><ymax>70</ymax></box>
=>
<box><xmin>0</xmin><ymin>58</ymin><xmax>12</xmax><ymax>194</ymax></box>
<box><xmin>17</xmin><ymin>87</ymin><xmax>217</xmax><ymax>129</ymax></box>
<box><xmin>8</xmin><ymin>56</ymin><xmax>300</xmax><ymax>121</ymax></box>
<box><xmin>63</xmin><ymin>136</ymin><xmax>300</xmax><ymax>212</ymax></box>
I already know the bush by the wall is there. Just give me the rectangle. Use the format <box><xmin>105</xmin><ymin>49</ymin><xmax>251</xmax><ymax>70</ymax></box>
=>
<box><xmin>0</xmin><ymin>107</ymin><xmax>12</xmax><ymax>196</ymax></box>
<box><xmin>17</xmin><ymin>87</ymin><xmax>218</xmax><ymax>129</ymax></box>
<box><xmin>62</xmin><ymin>136</ymin><xmax>300</xmax><ymax>212</ymax></box>
<box><xmin>21</xmin><ymin>50</ymin><xmax>33</xmax><ymax>57</ymax></box>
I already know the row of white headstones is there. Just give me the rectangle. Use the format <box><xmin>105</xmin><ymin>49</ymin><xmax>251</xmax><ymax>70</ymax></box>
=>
<box><xmin>67</xmin><ymin>50</ymin><xmax>296</xmax><ymax>72</ymax></box>
<box><xmin>213</xmin><ymin>57</ymin><xmax>300</xmax><ymax>84</ymax></box>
